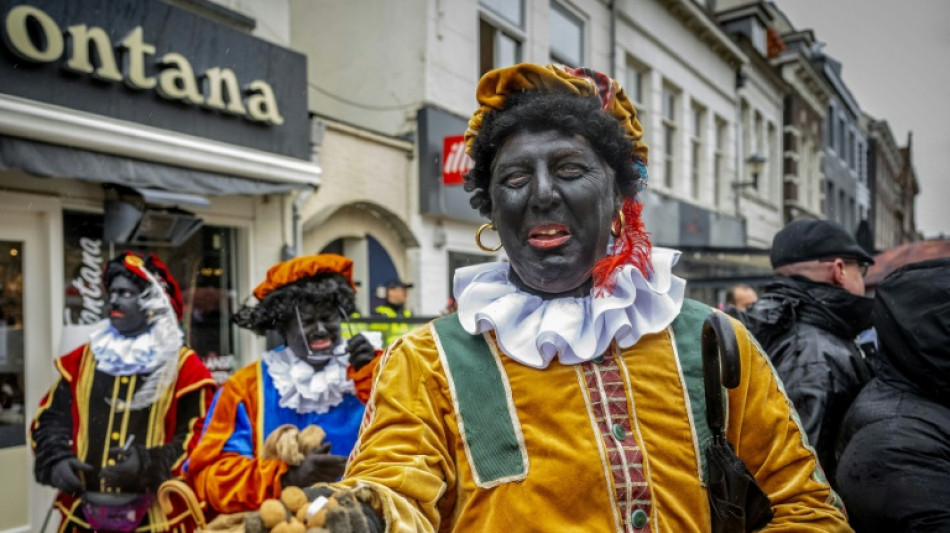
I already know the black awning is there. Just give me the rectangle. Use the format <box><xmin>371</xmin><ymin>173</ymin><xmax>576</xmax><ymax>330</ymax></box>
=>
<box><xmin>0</xmin><ymin>135</ymin><xmax>307</xmax><ymax>195</ymax></box>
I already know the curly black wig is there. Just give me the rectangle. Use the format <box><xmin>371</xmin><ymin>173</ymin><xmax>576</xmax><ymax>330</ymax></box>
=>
<box><xmin>232</xmin><ymin>273</ymin><xmax>356</xmax><ymax>336</ymax></box>
<box><xmin>463</xmin><ymin>90</ymin><xmax>640</xmax><ymax>218</ymax></box>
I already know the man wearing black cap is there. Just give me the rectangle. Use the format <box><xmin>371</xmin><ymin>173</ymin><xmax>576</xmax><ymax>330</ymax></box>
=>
<box><xmin>742</xmin><ymin>219</ymin><xmax>875</xmax><ymax>487</ymax></box>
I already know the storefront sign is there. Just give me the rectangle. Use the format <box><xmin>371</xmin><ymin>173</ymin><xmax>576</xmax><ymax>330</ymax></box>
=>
<box><xmin>69</xmin><ymin>237</ymin><xmax>106</xmax><ymax>325</ymax></box>
<box><xmin>63</xmin><ymin>212</ymin><xmax>107</xmax><ymax>326</ymax></box>
<box><xmin>418</xmin><ymin>106</ymin><xmax>484</xmax><ymax>223</ymax></box>
<box><xmin>0</xmin><ymin>0</ymin><xmax>309</xmax><ymax>159</ymax></box>
<box><xmin>442</xmin><ymin>135</ymin><xmax>472</xmax><ymax>185</ymax></box>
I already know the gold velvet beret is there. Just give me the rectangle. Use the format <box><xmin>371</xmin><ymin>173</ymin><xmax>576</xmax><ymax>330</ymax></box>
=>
<box><xmin>253</xmin><ymin>253</ymin><xmax>355</xmax><ymax>300</ymax></box>
<box><xmin>464</xmin><ymin>63</ymin><xmax>649</xmax><ymax>178</ymax></box>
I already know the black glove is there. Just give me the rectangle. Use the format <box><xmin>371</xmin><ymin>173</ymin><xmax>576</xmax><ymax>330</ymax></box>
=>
<box><xmin>302</xmin><ymin>487</ymin><xmax>385</xmax><ymax>533</ymax></box>
<box><xmin>347</xmin><ymin>334</ymin><xmax>377</xmax><ymax>372</ymax></box>
<box><xmin>99</xmin><ymin>444</ymin><xmax>145</xmax><ymax>492</ymax></box>
<box><xmin>281</xmin><ymin>446</ymin><xmax>347</xmax><ymax>488</ymax></box>
<box><xmin>50</xmin><ymin>457</ymin><xmax>93</xmax><ymax>496</ymax></box>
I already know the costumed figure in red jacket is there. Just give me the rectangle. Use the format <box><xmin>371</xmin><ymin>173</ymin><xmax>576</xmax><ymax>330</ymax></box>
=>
<box><xmin>186</xmin><ymin>253</ymin><xmax>380</xmax><ymax>514</ymax></box>
<box><xmin>31</xmin><ymin>252</ymin><xmax>216</xmax><ymax>532</ymax></box>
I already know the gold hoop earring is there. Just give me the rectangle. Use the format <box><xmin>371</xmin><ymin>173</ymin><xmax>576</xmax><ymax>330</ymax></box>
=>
<box><xmin>610</xmin><ymin>208</ymin><xmax>625</xmax><ymax>237</ymax></box>
<box><xmin>475</xmin><ymin>222</ymin><xmax>503</xmax><ymax>252</ymax></box>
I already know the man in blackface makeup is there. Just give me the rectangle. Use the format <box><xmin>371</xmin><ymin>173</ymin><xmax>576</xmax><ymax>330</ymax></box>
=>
<box><xmin>318</xmin><ymin>64</ymin><xmax>850</xmax><ymax>532</ymax></box>
<box><xmin>185</xmin><ymin>254</ymin><xmax>380</xmax><ymax>515</ymax></box>
<box><xmin>31</xmin><ymin>252</ymin><xmax>216</xmax><ymax>533</ymax></box>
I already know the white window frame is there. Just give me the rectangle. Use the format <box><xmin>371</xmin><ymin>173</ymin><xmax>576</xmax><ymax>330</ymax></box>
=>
<box><xmin>549</xmin><ymin>1</ymin><xmax>585</xmax><ymax>67</ymax></box>
<box><xmin>713</xmin><ymin>116</ymin><xmax>727</xmax><ymax>208</ymax></box>
<box><xmin>478</xmin><ymin>1</ymin><xmax>526</xmax><ymax>77</ymax></box>
<box><xmin>480</xmin><ymin>0</ymin><xmax>524</xmax><ymax>28</ymax></box>
<box><xmin>624</xmin><ymin>57</ymin><xmax>651</xmax><ymax>147</ymax></box>
<box><xmin>752</xmin><ymin>110</ymin><xmax>763</xmax><ymax>192</ymax></box>
<box><xmin>661</xmin><ymin>84</ymin><xmax>679</xmax><ymax>190</ymax></box>
<box><xmin>690</xmin><ymin>102</ymin><xmax>705</xmax><ymax>200</ymax></box>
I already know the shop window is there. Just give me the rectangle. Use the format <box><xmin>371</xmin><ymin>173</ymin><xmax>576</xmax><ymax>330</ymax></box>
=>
<box><xmin>549</xmin><ymin>2</ymin><xmax>584</xmax><ymax>67</ymax></box>
<box><xmin>62</xmin><ymin>210</ymin><xmax>239</xmax><ymax>384</ymax></box>
<box><xmin>0</xmin><ymin>241</ymin><xmax>24</xmax><ymax>448</ymax></box>
<box><xmin>479</xmin><ymin>0</ymin><xmax>524</xmax><ymax>76</ymax></box>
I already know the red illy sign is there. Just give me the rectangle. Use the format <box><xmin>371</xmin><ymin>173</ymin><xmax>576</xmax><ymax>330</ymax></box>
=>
<box><xmin>442</xmin><ymin>135</ymin><xmax>473</xmax><ymax>185</ymax></box>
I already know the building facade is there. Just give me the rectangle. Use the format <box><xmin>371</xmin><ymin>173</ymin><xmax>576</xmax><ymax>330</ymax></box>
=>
<box><xmin>717</xmin><ymin>1</ymin><xmax>788</xmax><ymax>248</ymax></box>
<box><xmin>289</xmin><ymin>0</ymin><xmax>776</xmax><ymax>314</ymax></box>
<box><xmin>767</xmin><ymin>12</ymin><xmax>830</xmax><ymax>223</ymax></box>
<box><xmin>897</xmin><ymin>133</ymin><xmax>920</xmax><ymax>243</ymax></box>
<box><xmin>817</xmin><ymin>55</ymin><xmax>869</xmax><ymax>235</ymax></box>
<box><xmin>0</xmin><ymin>0</ymin><xmax>315</xmax><ymax>529</ymax></box>
<box><xmin>864</xmin><ymin>114</ymin><xmax>905</xmax><ymax>251</ymax></box>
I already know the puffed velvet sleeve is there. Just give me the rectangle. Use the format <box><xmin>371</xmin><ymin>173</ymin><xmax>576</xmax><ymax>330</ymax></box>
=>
<box><xmin>336</xmin><ymin>331</ymin><xmax>456</xmax><ymax>533</ymax></box>
<box><xmin>186</xmin><ymin>365</ymin><xmax>290</xmax><ymax>513</ymax></box>
<box><xmin>31</xmin><ymin>347</ymin><xmax>86</xmax><ymax>487</ymax></box>
<box><xmin>725</xmin><ymin>318</ymin><xmax>852</xmax><ymax>532</ymax></box>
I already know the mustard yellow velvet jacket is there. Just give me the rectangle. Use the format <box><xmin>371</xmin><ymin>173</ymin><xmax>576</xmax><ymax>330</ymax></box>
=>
<box><xmin>340</xmin><ymin>312</ymin><xmax>852</xmax><ymax>532</ymax></box>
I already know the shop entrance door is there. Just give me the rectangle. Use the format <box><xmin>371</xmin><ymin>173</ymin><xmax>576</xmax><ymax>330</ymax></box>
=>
<box><xmin>0</xmin><ymin>210</ymin><xmax>56</xmax><ymax>533</ymax></box>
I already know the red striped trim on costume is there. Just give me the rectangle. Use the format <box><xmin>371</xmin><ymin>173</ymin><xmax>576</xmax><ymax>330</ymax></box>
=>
<box><xmin>582</xmin><ymin>349</ymin><xmax>652</xmax><ymax>532</ymax></box>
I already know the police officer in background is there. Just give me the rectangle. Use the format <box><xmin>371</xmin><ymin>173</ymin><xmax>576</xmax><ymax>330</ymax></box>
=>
<box><xmin>370</xmin><ymin>279</ymin><xmax>413</xmax><ymax>346</ymax></box>
<box><xmin>373</xmin><ymin>279</ymin><xmax>413</xmax><ymax>319</ymax></box>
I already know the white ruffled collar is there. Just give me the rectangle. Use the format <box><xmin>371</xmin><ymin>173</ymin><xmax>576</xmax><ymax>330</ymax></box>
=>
<box><xmin>262</xmin><ymin>345</ymin><xmax>356</xmax><ymax>414</ymax></box>
<box><xmin>89</xmin><ymin>317</ymin><xmax>182</xmax><ymax>377</ymax></box>
<box><xmin>454</xmin><ymin>248</ymin><xmax>686</xmax><ymax>368</ymax></box>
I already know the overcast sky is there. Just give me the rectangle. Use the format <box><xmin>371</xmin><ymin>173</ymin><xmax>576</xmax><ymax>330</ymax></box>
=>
<box><xmin>775</xmin><ymin>0</ymin><xmax>950</xmax><ymax>237</ymax></box>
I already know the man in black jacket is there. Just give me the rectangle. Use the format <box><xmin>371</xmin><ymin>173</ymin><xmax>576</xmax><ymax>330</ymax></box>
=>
<box><xmin>742</xmin><ymin>219</ymin><xmax>874</xmax><ymax>487</ymax></box>
<box><xmin>835</xmin><ymin>258</ymin><xmax>950</xmax><ymax>532</ymax></box>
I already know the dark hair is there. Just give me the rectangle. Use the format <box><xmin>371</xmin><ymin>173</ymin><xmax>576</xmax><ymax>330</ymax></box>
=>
<box><xmin>463</xmin><ymin>90</ymin><xmax>639</xmax><ymax>217</ymax></box>
<box><xmin>233</xmin><ymin>273</ymin><xmax>356</xmax><ymax>335</ymax></box>
<box><xmin>724</xmin><ymin>284</ymin><xmax>753</xmax><ymax>306</ymax></box>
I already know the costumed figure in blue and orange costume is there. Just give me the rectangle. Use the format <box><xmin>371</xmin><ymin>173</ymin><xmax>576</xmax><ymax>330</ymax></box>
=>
<box><xmin>186</xmin><ymin>254</ymin><xmax>380</xmax><ymax>514</ymax></box>
<box><xmin>31</xmin><ymin>252</ymin><xmax>216</xmax><ymax>533</ymax></box>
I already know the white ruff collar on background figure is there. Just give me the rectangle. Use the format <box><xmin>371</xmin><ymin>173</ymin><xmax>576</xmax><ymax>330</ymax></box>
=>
<box><xmin>454</xmin><ymin>248</ymin><xmax>686</xmax><ymax>369</ymax></box>
<box><xmin>263</xmin><ymin>345</ymin><xmax>355</xmax><ymax>414</ymax></box>
<box><xmin>89</xmin><ymin>317</ymin><xmax>182</xmax><ymax>376</ymax></box>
